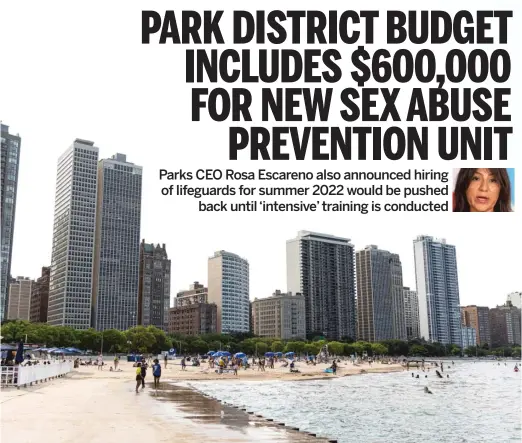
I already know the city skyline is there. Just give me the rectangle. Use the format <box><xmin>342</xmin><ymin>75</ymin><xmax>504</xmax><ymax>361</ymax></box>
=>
<box><xmin>0</xmin><ymin>126</ymin><xmax>519</xmax><ymax>312</ymax></box>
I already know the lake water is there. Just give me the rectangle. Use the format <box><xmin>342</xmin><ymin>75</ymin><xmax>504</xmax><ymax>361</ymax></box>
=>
<box><xmin>189</xmin><ymin>361</ymin><xmax>521</xmax><ymax>442</ymax></box>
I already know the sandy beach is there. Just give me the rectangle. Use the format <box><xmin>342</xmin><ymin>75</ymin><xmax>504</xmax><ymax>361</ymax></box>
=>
<box><xmin>1</xmin><ymin>359</ymin><xmax>403</xmax><ymax>442</ymax></box>
<box><xmin>159</xmin><ymin>357</ymin><xmax>404</xmax><ymax>382</ymax></box>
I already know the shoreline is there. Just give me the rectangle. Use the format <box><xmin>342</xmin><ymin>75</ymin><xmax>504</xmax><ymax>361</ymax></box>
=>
<box><xmin>1</xmin><ymin>360</ymin><xmax>404</xmax><ymax>442</ymax></box>
<box><xmin>162</xmin><ymin>364</ymin><xmax>405</xmax><ymax>383</ymax></box>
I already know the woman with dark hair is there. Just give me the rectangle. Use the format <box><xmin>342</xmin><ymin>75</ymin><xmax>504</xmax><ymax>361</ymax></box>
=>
<box><xmin>454</xmin><ymin>168</ymin><xmax>512</xmax><ymax>212</ymax></box>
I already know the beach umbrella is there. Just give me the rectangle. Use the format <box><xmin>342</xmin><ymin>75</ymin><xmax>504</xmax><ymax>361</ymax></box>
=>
<box><xmin>285</xmin><ymin>352</ymin><xmax>295</xmax><ymax>357</ymax></box>
<box><xmin>234</xmin><ymin>352</ymin><xmax>246</xmax><ymax>358</ymax></box>
<box><xmin>275</xmin><ymin>352</ymin><xmax>283</xmax><ymax>357</ymax></box>
<box><xmin>208</xmin><ymin>351</ymin><xmax>216</xmax><ymax>356</ymax></box>
<box><xmin>65</xmin><ymin>347</ymin><xmax>82</xmax><ymax>354</ymax></box>
<box><xmin>265</xmin><ymin>352</ymin><xmax>274</xmax><ymax>357</ymax></box>
<box><xmin>15</xmin><ymin>341</ymin><xmax>24</xmax><ymax>364</ymax></box>
<box><xmin>0</xmin><ymin>343</ymin><xmax>17</xmax><ymax>351</ymax></box>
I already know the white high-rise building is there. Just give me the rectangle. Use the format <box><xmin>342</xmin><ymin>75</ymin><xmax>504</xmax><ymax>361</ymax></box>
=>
<box><xmin>461</xmin><ymin>326</ymin><xmax>477</xmax><ymax>348</ymax></box>
<box><xmin>92</xmin><ymin>154</ymin><xmax>142</xmax><ymax>331</ymax></box>
<box><xmin>48</xmin><ymin>139</ymin><xmax>98</xmax><ymax>328</ymax></box>
<box><xmin>208</xmin><ymin>250</ymin><xmax>249</xmax><ymax>333</ymax></box>
<box><xmin>507</xmin><ymin>292</ymin><xmax>521</xmax><ymax>309</ymax></box>
<box><xmin>403</xmin><ymin>287</ymin><xmax>420</xmax><ymax>339</ymax></box>
<box><xmin>287</xmin><ymin>231</ymin><xmax>356</xmax><ymax>340</ymax></box>
<box><xmin>413</xmin><ymin>235</ymin><xmax>462</xmax><ymax>346</ymax></box>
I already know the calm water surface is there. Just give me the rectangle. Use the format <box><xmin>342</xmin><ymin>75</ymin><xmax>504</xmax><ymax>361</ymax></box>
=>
<box><xmin>189</xmin><ymin>361</ymin><xmax>521</xmax><ymax>443</ymax></box>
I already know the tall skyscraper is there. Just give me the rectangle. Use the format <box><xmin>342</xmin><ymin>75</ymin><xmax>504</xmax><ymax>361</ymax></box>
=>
<box><xmin>356</xmin><ymin>245</ymin><xmax>406</xmax><ymax>341</ymax></box>
<box><xmin>138</xmin><ymin>241</ymin><xmax>170</xmax><ymax>330</ymax></box>
<box><xmin>403</xmin><ymin>287</ymin><xmax>420</xmax><ymax>340</ymax></box>
<box><xmin>208</xmin><ymin>250</ymin><xmax>249</xmax><ymax>333</ymax></box>
<box><xmin>1</xmin><ymin>124</ymin><xmax>21</xmax><ymax>321</ymax></box>
<box><xmin>48</xmin><ymin>139</ymin><xmax>98</xmax><ymax>328</ymax></box>
<box><xmin>461</xmin><ymin>305</ymin><xmax>491</xmax><ymax>346</ymax></box>
<box><xmin>92</xmin><ymin>154</ymin><xmax>142</xmax><ymax>331</ymax></box>
<box><xmin>7</xmin><ymin>277</ymin><xmax>33</xmax><ymax>320</ymax></box>
<box><xmin>30</xmin><ymin>267</ymin><xmax>51</xmax><ymax>323</ymax></box>
<box><xmin>413</xmin><ymin>235</ymin><xmax>462</xmax><ymax>346</ymax></box>
<box><xmin>287</xmin><ymin>231</ymin><xmax>356</xmax><ymax>340</ymax></box>
<box><xmin>489</xmin><ymin>301</ymin><xmax>521</xmax><ymax>347</ymax></box>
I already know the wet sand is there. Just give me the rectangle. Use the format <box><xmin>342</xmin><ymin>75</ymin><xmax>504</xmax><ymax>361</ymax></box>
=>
<box><xmin>0</xmin><ymin>363</ymin><xmax>339</xmax><ymax>442</ymax></box>
<box><xmin>152</xmin><ymin>382</ymin><xmax>330</xmax><ymax>441</ymax></box>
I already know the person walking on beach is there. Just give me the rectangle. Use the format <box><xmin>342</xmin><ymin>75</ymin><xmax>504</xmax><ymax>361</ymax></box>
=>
<box><xmin>181</xmin><ymin>357</ymin><xmax>186</xmax><ymax>371</ymax></box>
<box><xmin>164</xmin><ymin>353</ymin><xmax>168</xmax><ymax>369</ymax></box>
<box><xmin>97</xmin><ymin>354</ymin><xmax>103</xmax><ymax>371</ymax></box>
<box><xmin>114</xmin><ymin>355</ymin><xmax>119</xmax><ymax>371</ymax></box>
<box><xmin>152</xmin><ymin>359</ymin><xmax>161</xmax><ymax>389</ymax></box>
<box><xmin>135</xmin><ymin>363</ymin><xmax>143</xmax><ymax>393</ymax></box>
<box><xmin>141</xmin><ymin>361</ymin><xmax>148</xmax><ymax>389</ymax></box>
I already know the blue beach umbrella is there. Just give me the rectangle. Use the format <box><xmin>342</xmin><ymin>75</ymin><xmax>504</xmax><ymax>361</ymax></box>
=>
<box><xmin>65</xmin><ymin>347</ymin><xmax>82</xmax><ymax>354</ymax></box>
<box><xmin>15</xmin><ymin>341</ymin><xmax>24</xmax><ymax>364</ymax></box>
<box><xmin>265</xmin><ymin>352</ymin><xmax>274</xmax><ymax>357</ymax></box>
<box><xmin>234</xmin><ymin>352</ymin><xmax>246</xmax><ymax>358</ymax></box>
<box><xmin>0</xmin><ymin>343</ymin><xmax>17</xmax><ymax>351</ymax></box>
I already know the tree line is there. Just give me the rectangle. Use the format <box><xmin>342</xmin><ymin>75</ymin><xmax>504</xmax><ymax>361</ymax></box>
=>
<box><xmin>1</xmin><ymin>320</ymin><xmax>520</xmax><ymax>358</ymax></box>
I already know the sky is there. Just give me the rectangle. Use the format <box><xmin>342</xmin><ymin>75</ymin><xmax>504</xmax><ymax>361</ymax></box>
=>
<box><xmin>1</xmin><ymin>1</ymin><xmax>521</xmax><ymax>310</ymax></box>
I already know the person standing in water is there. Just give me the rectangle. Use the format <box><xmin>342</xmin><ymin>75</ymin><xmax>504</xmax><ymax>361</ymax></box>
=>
<box><xmin>164</xmin><ymin>353</ymin><xmax>168</xmax><ymax>368</ymax></box>
<box><xmin>140</xmin><ymin>361</ymin><xmax>148</xmax><ymax>389</ymax></box>
<box><xmin>152</xmin><ymin>359</ymin><xmax>162</xmax><ymax>388</ymax></box>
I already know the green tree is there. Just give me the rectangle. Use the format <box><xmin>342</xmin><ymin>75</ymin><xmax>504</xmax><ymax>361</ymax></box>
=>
<box><xmin>410</xmin><ymin>344</ymin><xmax>428</xmax><ymax>356</ymax></box>
<box><xmin>1</xmin><ymin>320</ymin><xmax>30</xmax><ymax>342</ymax></box>
<box><xmin>238</xmin><ymin>339</ymin><xmax>256</xmax><ymax>355</ymax></box>
<box><xmin>271</xmin><ymin>341</ymin><xmax>284</xmax><ymax>352</ymax></box>
<box><xmin>255</xmin><ymin>342</ymin><xmax>268</xmax><ymax>356</ymax></box>
<box><xmin>380</xmin><ymin>340</ymin><xmax>408</xmax><ymax>356</ymax></box>
<box><xmin>26</xmin><ymin>322</ymin><xmax>54</xmax><ymax>345</ymax></box>
<box><xmin>102</xmin><ymin>329</ymin><xmax>127</xmax><ymax>353</ymax></box>
<box><xmin>146</xmin><ymin>326</ymin><xmax>171</xmax><ymax>354</ymax></box>
<box><xmin>284</xmin><ymin>341</ymin><xmax>305</xmax><ymax>354</ymax></box>
<box><xmin>371</xmin><ymin>343</ymin><xmax>388</xmax><ymax>356</ymax></box>
<box><xmin>304</xmin><ymin>342</ymin><xmax>320</xmax><ymax>355</ymax></box>
<box><xmin>292</xmin><ymin>341</ymin><xmax>306</xmax><ymax>354</ymax></box>
<box><xmin>449</xmin><ymin>345</ymin><xmax>462</xmax><ymax>356</ymax></box>
<box><xmin>344</xmin><ymin>343</ymin><xmax>356</xmax><ymax>356</ymax></box>
<box><xmin>125</xmin><ymin>326</ymin><xmax>155</xmax><ymax>353</ymax></box>
<box><xmin>192</xmin><ymin>339</ymin><xmax>209</xmax><ymax>354</ymax></box>
<box><xmin>76</xmin><ymin>328</ymin><xmax>101</xmax><ymax>352</ymax></box>
<box><xmin>53</xmin><ymin>326</ymin><xmax>78</xmax><ymax>348</ymax></box>
<box><xmin>209</xmin><ymin>341</ymin><xmax>222</xmax><ymax>352</ymax></box>
<box><xmin>327</xmin><ymin>341</ymin><xmax>345</xmax><ymax>356</ymax></box>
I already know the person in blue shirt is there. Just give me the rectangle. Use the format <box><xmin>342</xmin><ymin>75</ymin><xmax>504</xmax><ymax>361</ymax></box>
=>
<box><xmin>152</xmin><ymin>359</ymin><xmax>162</xmax><ymax>388</ymax></box>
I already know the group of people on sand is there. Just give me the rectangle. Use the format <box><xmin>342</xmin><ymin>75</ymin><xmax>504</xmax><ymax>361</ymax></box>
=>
<box><xmin>135</xmin><ymin>357</ymin><xmax>163</xmax><ymax>393</ymax></box>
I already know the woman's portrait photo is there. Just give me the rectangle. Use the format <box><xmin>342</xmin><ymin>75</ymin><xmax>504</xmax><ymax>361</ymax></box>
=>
<box><xmin>453</xmin><ymin>168</ymin><xmax>514</xmax><ymax>212</ymax></box>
